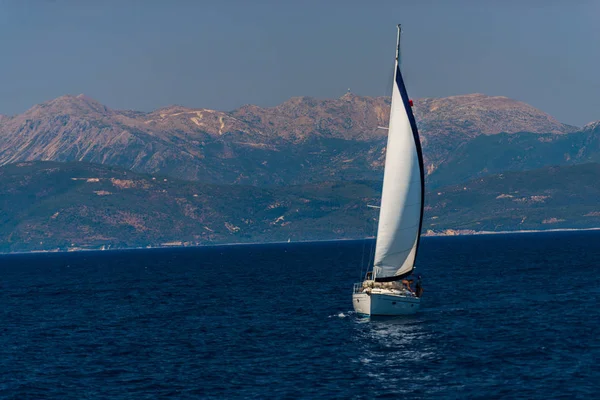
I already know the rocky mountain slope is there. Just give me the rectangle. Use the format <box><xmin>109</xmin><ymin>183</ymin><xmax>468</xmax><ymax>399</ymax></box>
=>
<box><xmin>414</xmin><ymin>93</ymin><xmax>577</xmax><ymax>137</ymax></box>
<box><xmin>1</xmin><ymin>161</ymin><xmax>598</xmax><ymax>253</ymax></box>
<box><xmin>582</xmin><ymin>120</ymin><xmax>600</xmax><ymax>134</ymax></box>
<box><xmin>0</xmin><ymin>93</ymin><xmax>580</xmax><ymax>187</ymax></box>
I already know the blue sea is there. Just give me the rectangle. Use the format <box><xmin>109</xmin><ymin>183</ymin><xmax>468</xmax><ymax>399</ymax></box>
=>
<box><xmin>0</xmin><ymin>231</ymin><xmax>598</xmax><ymax>399</ymax></box>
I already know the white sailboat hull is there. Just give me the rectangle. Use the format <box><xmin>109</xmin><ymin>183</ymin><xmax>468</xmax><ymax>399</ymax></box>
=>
<box><xmin>353</xmin><ymin>290</ymin><xmax>420</xmax><ymax>316</ymax></box>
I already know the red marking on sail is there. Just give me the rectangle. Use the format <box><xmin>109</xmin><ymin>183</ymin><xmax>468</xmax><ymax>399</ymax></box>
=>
<box><xmin>409</xmin><ymin>99</ymin><xmax>414</xmax><ymax>107</ymax></box>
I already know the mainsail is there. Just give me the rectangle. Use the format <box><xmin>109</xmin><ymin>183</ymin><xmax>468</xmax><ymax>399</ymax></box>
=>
<box><xmin>373</xmin><ymin>26</ymin><xmax>425</xmax><ymax>281</ymax></box>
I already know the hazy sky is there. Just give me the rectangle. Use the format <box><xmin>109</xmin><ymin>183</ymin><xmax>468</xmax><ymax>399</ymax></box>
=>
<box><xmin>1</xmin><ymin>0</ymin><xmax>598</xmax><ymax>126</ymax></box>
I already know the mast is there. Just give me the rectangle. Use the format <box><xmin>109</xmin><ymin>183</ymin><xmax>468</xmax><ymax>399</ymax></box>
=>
<box><xmin>396</xmin><ymin>24</ymin><xmax>401</xmax><ymax>65</ymax></box>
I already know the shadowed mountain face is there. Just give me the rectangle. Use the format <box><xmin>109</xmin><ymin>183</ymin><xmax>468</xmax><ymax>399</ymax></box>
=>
<box><xmin>1</xmin><ymin>161</ymin><xmax>599</xmax><ymax>253</ymax></box>
<box><xmin>426</xmin><ymin>163</ymin><xmax>600</xmax><ymax>233</ymax></box>
<box><xmin>0</xmin><ymin>93</ymin><xmax>581</xmax><ymax>187</ymax></box>
<box><xmin>0</xmin><ymin>161</ymin><xmax>382</xmax><ymax>252</ymax></box>
<box><xmin>427</xmin><ymin>128</ymin><xmax>600</xmax><ymax>188</ymax></box>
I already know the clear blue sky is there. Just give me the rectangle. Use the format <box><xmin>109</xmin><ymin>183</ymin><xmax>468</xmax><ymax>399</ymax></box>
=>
<box><xmin>1</xmin><ymin>0</ymin><xmax>598</xmax><ymax>126</ymax></box>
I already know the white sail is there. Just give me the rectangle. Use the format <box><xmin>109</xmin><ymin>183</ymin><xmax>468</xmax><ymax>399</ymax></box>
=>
<box><xmin>373</xmin><ymin>28</ymin><xmax>424</xmax><ymax>280</ymax></box>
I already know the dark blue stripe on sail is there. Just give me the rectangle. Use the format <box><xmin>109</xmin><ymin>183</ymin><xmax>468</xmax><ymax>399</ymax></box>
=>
<box><xmin>375</xmin><ymin>66</ymin><xmax>425</xmax><ymax>282</ymax></box>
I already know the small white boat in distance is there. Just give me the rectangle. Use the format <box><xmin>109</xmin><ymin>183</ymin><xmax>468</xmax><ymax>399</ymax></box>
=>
<box><xmin>353</xmin><ymin>25</ymin><xmax>425</xmax><ymax>316</ymax></box>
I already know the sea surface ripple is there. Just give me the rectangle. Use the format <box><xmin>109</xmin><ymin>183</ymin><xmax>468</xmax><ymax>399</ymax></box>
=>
<box><xmin>0</xmin><ymin>231</ymin><xmax>598</xmax><ymax>398</ymax></box>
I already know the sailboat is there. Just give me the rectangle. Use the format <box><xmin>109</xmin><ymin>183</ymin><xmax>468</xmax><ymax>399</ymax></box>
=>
<box><xmin>352</xmin><ymin>25</ymin><xmax>425</xmax><ymax>316</ymax></box>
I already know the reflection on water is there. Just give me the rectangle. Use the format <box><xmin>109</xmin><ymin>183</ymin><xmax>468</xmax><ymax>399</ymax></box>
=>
<box><xmin>352</xmin><ymin>315</ymin><xmax>438</xmax><ymax>395</ymax></box>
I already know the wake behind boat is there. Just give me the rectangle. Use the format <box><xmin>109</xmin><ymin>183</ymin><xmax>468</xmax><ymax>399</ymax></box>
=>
<box><xmin>353</xmin><ymin>25</ymin><xmax>425</xmax><ymax>316</ymax></box>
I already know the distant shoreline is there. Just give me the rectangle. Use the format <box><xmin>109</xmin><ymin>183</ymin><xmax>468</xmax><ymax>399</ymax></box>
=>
<box><xmin>1</xmin><ymin>227</ymin><xmax>600</xmax><ymax>256</ymax></box>
<box><xmin>422</xmin><ymin>227</ymin><xmax>600</xmax><ymax>237</ymax></box>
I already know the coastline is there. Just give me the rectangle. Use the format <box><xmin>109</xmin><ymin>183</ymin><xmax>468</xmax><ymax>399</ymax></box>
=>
<box><xmin>422</xmin><ymin>227</ymin><xmax>600</xmax><ymax>237</ymax></box>
<box><xmin>1</xmin><ymin>227</ymin><xmax>600</xmax><ymax>256</ymax></box>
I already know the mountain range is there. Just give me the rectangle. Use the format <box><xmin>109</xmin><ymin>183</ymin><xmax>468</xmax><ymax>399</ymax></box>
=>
<box><xmin>0</xmin><ymin>93</ymin><xmax>591</xmax><ymax>188</ymax></box>
<box><xmin>0</xmin><ymin>92</ymin><xmax>598</xmax><ymax>252</ymax></box>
